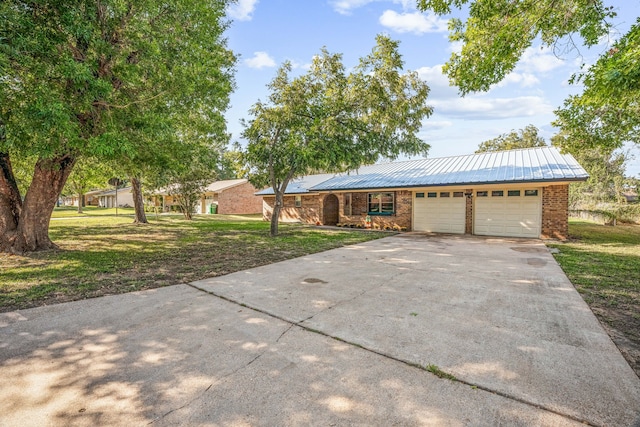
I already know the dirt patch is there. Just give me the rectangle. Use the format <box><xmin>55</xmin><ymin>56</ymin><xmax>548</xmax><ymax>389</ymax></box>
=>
<box><xmin>591</xmin><ymin>300</ymin><xmax>640</xmax><ymax>379</ymax></box>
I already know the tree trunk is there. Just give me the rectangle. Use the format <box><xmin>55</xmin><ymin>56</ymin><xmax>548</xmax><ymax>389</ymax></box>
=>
<box><xmin>77</xmin><ymin>191</ymin><xmax>83</xmax><ymax>214</ymax></box>
<box><xmin>270</xmin><ymin>190</ymin><xmax>283</xmax><ymax>236</ymax></box>
<box><xmin>1</xmin><ymin>155</ymin><xmax>75</xmax><ymax>254</ymax></box>
<box><xmin>0</xmin><ymin>152</ymin><xmax>23</xmax><ymax>248</ymax></box>
<box><xmin>130</xmin><ymin>176</ymin><xmax>148</xmax><ymax>224</ymax></box>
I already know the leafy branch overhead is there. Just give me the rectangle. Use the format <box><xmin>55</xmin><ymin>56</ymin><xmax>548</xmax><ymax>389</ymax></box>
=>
<box><xmin>242</xmin><ymin>35</ymin><xmax>433</xmax><ymax>236</ymax></box>
<box><xmin>417</xmin><ymin>0</ymin><xmax>616</xmax><ymax>94</ymax></box>
<box><xmin>555</xmin><ymin>19</ymin><xmax>640</xmax><ymax>152</ymax></box>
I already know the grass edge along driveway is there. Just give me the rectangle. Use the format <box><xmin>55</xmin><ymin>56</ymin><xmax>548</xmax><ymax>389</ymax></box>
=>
<box><xmin>0</xmin><ymin>214</ymin><xmax>386</xmax><ymax>312</ymax></box>
<box><xmin>547</xmin><ymin>219</ymin><xmax>640</xmax><ymax>378</ymax></box>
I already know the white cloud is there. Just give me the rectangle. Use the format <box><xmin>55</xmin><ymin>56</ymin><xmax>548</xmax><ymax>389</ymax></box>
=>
<box><xmin>416</xmin><ymin>65</ymin><xmax>458</xmax><ymax>99</ymax></box>
<box><xmin>519</xmin><ymin>46</ymin><xmax>565</xmax><ymax>74</ymax></box>
<box><xmin>420</xmin><ymin>120</ymin><xmax>453</xmax><ymax>130</ymax></box>
<box><xmin>245</xmin><ymin>51</ymin><xmax>276</xmax><ymax>69</ymax></box>
<box><xmin>330</xmin><ymin>0</ymin><xmax>416</xmax><ymax>15</ymax></box>
<box><xmin>379</xmin><ymin>10</ymin><xmax>447</xmax><ymax>34</ymax></box>
<box><xmin>431</xmin><ymin>96</ymin><xmax>554</xmax><ymax>120</ymax></box>
<box><xmin>496</xmin><ymin>72</ymin><xmax>540</xmax><ymax>88</ymax></box>
<box><xmin>228</xmin><ymin>0</ymin><xmax>259</xmax><ymax>21</ymax></box>
<box><xmin>330</xmin><ymin>0</ymin><xmax>375</xmax><ymax>15</ymax></box>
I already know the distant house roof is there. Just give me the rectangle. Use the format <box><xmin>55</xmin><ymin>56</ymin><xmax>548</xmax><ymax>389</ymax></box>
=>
<box><xmin>96</xmin><ymin>186</ymin><xmax>132</xmax><ymax>196</ymax></box>
<box><xmin>202</xmin><ymin>179</ymin><xmax>250</xmax><ymax>193</ymax></box>
<box><xmin>257</xmin><ymin>147</ymin><xmax>588</xmax><ymax>195</ymax></box>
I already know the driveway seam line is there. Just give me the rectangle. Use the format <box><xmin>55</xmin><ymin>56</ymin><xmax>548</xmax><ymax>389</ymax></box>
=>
<box><xmin>185</xmin><ymin>282</ymin><xmax>598</xmax><ymax>427</ymax></box>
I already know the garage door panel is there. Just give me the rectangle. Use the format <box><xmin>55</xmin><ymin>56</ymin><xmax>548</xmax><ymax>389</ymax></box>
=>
<box><xmin>474</xmin><ymin>189</ymin><xmax>541</xmax><ymax>238</ymax></box>
<box><xmin>414</xmin><ymin>195</ymin><xmax>465</xmax><ymax>234</ymax></box>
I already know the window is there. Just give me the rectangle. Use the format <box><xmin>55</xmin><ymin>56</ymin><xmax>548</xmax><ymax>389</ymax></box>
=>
<box><xmin>344</xmin><ymin>193</ymin><xmax>352</xmax><ymax>215</ymax></box>
<box><xmin>508</xmin><ymin>190</ymin><xmax>521</xmax><ymax>197</ymax></box>
<box><xmin>525</xmin><ymin>189</ymin><xmax>538</xmax><ymax>196</ymax></box>
<box><xmin>492</xmin><ymin>190</ymin><xmax>504</xmax><ymax>197</ymax></box>
<box><xmin>453</xmin><ymin>192</ymin><xmax>464</xmax><ymax>198</ymax></box>
<box><xmin>477</xmin><ymin>191</ymin><xmax>488</xmax><ymax>197</ymax></box>
<box><xmin>368</xmin><ymin>192</ymin><xmax>394</xmax><ymax>215</ymax></box>
<box><xmin>415</xmin><ymin>192</ymin><xmax>425</xmax><ymax>198</ymax></box>
<box><xmin>294</xmin><ymin>195</ymin><xmax>302</xmax><ymax>207</ymax></box>
<box><xmin>440</xmin><ymin>192</ymin><xmax>450</xmax><ymax>197</ymax></box>
<box><xmin>427</xmin><ymin>192</ymin><xmax>437</xmax><ymax>198</ymax></box>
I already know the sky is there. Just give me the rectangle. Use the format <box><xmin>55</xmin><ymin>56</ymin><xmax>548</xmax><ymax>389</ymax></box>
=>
<box><xmin>224</xmin><ymin>0</ymin><xmax>640</xmax><ymax>177</ymax></box>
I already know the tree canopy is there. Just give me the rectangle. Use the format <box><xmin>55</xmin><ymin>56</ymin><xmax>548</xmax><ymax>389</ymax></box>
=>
<box><xmin>555</xmin><ymin>19</ymin><xmax>640</xmax><ymax>152</ymax></box>
<box><xmin>243</xmin><ymin>35</ymin><xmax>432</xmax><ymax>236</ymax></box>
<box><xmin>416</xmin><ymin>0</ymin><xmax>616</xmax><ymax>94</ymax></box>
<box><xmin>0</xmin><ymin>0</ymin><xmax>235</xmax><ymax>253</ymax></box>
<box><xmin>475</xmin><ymin>125</ymin><xmax>547</xmax><ymax>153</ymax></box>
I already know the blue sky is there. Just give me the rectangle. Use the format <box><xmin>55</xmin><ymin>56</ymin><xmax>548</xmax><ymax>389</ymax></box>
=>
<box><xmin>224</xmin><ymin>0</ymin><xmax>640</xmax><ymax>177</ymax></box>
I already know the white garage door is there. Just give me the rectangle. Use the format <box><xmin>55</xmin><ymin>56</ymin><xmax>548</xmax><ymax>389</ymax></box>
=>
<box><xmin>414</xmin><ymin>191</ymin><xmax>466</xmax><ymax>234</ymax></box>
<box><xmin>474</xmin><ymin>189</ymin><xmax>541</xmax><ymax>238</ymax></box>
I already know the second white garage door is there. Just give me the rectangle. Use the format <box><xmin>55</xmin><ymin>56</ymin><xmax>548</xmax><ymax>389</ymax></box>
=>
<box><xmin>474</xmin><ymin>189</ymin><xmax>541</xmax><ymax>238</ymax></box>
<box><xmin>414</xmin><ymin>191</ymin><xmax>466</xmax><ymax>234</ymax></box>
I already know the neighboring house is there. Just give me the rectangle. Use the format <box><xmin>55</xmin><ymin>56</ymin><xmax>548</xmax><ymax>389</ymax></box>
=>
<box><xmin>97</xmin><ymin>187</ymin><xmax>134</xmax><ymax>208</ymax></box>
<box><xmin>197</xmin><ymin>179</ymin><xmax>263</xmax><ymax>215</ymax></box>
<box><xmin>60</xmin><ymin>190</ymin><xmax>101</xmax><ymax>207</ymax></box>
<box><xmin>156</xmin><ymin>179</ymin><xmax>263</xmax><ymax>215</ymax></box>
<box><xmin>257</xmin><ymin>146</ymin><xmax>589</xmax><ymax>240</ymax></box>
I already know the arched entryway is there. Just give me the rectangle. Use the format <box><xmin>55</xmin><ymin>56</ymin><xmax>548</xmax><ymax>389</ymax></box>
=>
<box><xmin>323</xmin><ymin>194</ymin><xmax>339</xmax><ymax>226</ymax></box>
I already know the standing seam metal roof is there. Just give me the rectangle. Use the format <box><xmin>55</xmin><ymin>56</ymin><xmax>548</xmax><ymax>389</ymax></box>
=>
<box><xmin>256</xmin><ymin>147</ymin><xmax>588</xmax><ymax>195</ymax></box>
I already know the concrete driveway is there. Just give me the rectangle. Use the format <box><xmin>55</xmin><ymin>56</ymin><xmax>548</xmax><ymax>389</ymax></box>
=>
<box><xmin>1</xmin><ymin>234</ymin><xmax>639</xmax><ymax>426</ymax></box>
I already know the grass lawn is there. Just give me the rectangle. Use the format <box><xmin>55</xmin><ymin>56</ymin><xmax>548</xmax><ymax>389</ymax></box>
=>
<box><xmin>547</xmin><ymin>219</ymin><xmax>640</xmax><ymax>376</ymax></box>
<box><xmin>51</xmin><ymin>206</ymin><xmax>136</xmax><ymax>217</ymax></box>
<box><xmin>0</xmin><ymin>214</ymin><xmax>386</xmax><ymax>312</ymax></box>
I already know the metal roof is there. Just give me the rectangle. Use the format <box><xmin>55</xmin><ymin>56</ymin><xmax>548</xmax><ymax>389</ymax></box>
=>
<box><xmin>258</xmin><ymin>147</ymin><xmax>588</xmax><ymax>195</ymax></box>
<box><xmin>255</xmin><ymin>173</ymin><xmax>337</xmax><ymax>195</ymax></box>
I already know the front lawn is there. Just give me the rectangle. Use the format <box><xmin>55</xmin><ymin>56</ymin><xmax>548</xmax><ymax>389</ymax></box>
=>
<box><xmin>51</xmin><ymin>206</ymin><xmax>136</xmax><ymax>217</ymax></box>
<box><xmin>0</xmin><ymin>215</ymin><xmax>385</xmax><ymax>312</ymax></box>
<box><xmin>548</xmin><ymin>220</ymin><xmax>640</xmax><ymax>376</ymax></box>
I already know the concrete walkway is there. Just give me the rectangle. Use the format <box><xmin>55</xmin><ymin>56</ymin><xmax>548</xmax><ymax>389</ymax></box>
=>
<box><xmin>1</xmin><ymin>234</ymin><xmax>639</xmax><ymax>426</ymax></box>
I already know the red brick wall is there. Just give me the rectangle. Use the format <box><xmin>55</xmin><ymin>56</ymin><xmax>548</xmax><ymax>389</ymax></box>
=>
<box><xmin>338</xmin><ymin>191</ymin><xmax>412</xmax><ymax>230</ymax></box>
<box><xmin>262</xmin><ymin>194</ymin><xmax>322</xmax><ymax>224</ymax></box>
<box><xmin>541</xmin><ymin>185</ymin><xmax>569</xmax><ymax>240</ymax></box>
<box><xmin>465</xmin><ymin>189</ymin><xmax>473</xmax><ymax>234</ymax></box>
<box><xmin>217</xmin><ymin>182</ymin><xmax>263</xmax><ymax>215</ymax></box>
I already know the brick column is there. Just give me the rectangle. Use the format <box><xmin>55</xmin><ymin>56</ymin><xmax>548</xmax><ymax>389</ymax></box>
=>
<box><xmin>541</xmin><ymin>185</ymin><xmax>569</xmax><ymax>240</ymax></box>
<box><xmin>465</xmin><ymin>189</ymin><xmax>473</xmax><ymax>234</ymax></box>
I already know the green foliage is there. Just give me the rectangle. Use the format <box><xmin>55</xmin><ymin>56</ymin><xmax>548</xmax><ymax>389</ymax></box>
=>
<box><xmin>0</xmin><ymin>0</ymin><xmax>235</xmax><ymax>249</ymax></box>
<box><xmin>417</xmin><ymin>0</ymin><xmax>616</xmax><ymax>94</ymax></box>
<box><xmin>555</xmin><ymin>19</ymin><xmax>640</xmax><ymax>152</ymax></box>
<box><xmin>551</xmin><ymin>133</ymin><xmax>628</xmax><ymax>207</ymax></box>
<box><xmin>243</xmin><ymin>35</ymin><xmax>432</xmax><ymax>235</ymax></box>
<box><xmin>475</xmin><ymin>125</ymin><xmax>547</xmax><ymax>153</ymax></box>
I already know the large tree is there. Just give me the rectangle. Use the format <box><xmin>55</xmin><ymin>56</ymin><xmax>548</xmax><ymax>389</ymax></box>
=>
<box><xmin>416</xmin><ymin>0</ymin><xmax>616</xmax><ymax>94</ymax></box>
<box><xmin>476</xmin><ymin>124</ymin><xmax>547</xmax><ymax>153</ymax></box>
<box><xmin>0</xmin><ymin>0</ymin><xmax>235</xmax><ymax>253</ymax></box>
<box><xmin>551</xmin><ymin>133</ymin><xmax>627</xmax><ymax>206</ymax></box>
<box><xmin>243</xmin><ymin>35</ymin><xmax>432</xmax><ymax>236</ymax></box>
<box><xmin>555</xmin><ymin>19</ymin><xmax>640</xmax><ymax>152</ymax></box>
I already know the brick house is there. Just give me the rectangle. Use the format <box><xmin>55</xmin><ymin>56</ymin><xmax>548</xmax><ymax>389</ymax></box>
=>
<box><xmin>258</xmin><ymin>147</ymin><xmax>588</xmax><ymax>240</ymax></box>
<box><xmin>198</xmin><ymin>179</ymin><xmax>263</xmax><ymax>215</ymax></box>
<box><xmin>157</xmin><ymin>179</ymin><xmax>263</xmax><ymax>215</ymax></box>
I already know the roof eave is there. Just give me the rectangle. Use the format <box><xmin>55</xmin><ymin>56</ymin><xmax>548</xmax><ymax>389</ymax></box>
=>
<box><xmin>310</xmin><ymin>177</ymin><xmax>589</xmax><ymax>192</ymax></box>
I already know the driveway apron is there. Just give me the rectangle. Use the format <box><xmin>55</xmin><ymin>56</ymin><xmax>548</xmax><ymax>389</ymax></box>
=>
<box><xmin>1</xmin><ymin>234</ymin><xmax>639</xmax><ymax>426</ymax></box>
<box><xmin>192</xmin><ymin>233</ymin><xmax>640</xmax><ymax>427</ymax></box>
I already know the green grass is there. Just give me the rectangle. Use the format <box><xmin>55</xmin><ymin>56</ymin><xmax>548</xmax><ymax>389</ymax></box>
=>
<box><xmin>51</xmin><ymin>206</ymin><xmax>136</xmax><ymax>217</ymax></box>
<box><xmin>0</xmin><ymin>214</ymin><xmax>385</xmax><ymax>311</ymax></box>
<box><xmin>547</xmin><ymin>219</ymin><xmax>640</xmax><ymax>375</ymax></box>
<box><xmin>426</xmin><ymin>364</ymin><xmax>457</xmax><ymax>381</ymax></box>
